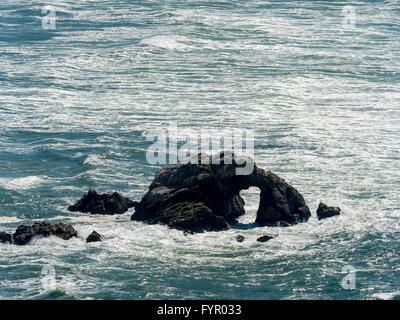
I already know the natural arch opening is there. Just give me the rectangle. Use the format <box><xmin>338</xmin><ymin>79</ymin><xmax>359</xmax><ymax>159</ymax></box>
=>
<box><xmin>131</xmin><ymin>153</ymin><xmax>312</xmax><ymax>232</ymax></box>
<box><xmin>237</xmin><ymin>187</ymin><xmax>260</xmax><ymax>226</ymax></box>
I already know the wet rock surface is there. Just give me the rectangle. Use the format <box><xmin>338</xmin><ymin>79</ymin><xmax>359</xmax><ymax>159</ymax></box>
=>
<box><xmin>68</xmin><ymin>190</ymin><xmax>137</xmax><ymax>215</ymax></box>
<box><xmin>86</xmin><ymin>231</ymin><xmax>105</xmax><ymax>243</ymax></box>
<box><xmin>131</xmin><ymin>152</ymin><xmax>311</xmax><ymax>232</ymax></box>
<box><xmin>316</xmin><ymin>202</ymin><xmax>341</xmax><ymax>220</ymax></box>
<box><xmin>236</xmin><ymin>235</ymin><xmax>245</xmax><ymax>242</ymax></box>
<box><xmin>257</xmin><ymin>235</ymin><xmax>274</xmax><ymax>243</ymax></box>
<box><xmin>0</xmin><ymin>232</ymin><xmax>13</xmax><ymax>244</ymax></box>
<box><xmin>13</xmin><ymin>221</ymin><xmax>78</xmax><ymax>245</ymax></box>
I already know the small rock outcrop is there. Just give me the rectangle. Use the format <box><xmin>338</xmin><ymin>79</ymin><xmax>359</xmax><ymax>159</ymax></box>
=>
<box><xmin>236</xmin><ymin>235</ymin><xmax>245</xmax><ymax>243</ymax></box>
<box><xmin>13</xmin><ymin>221</ymin><xmax>78</xmax><ymax>245</ymax></box>
<box><xmin>68</xmin><ymin>190</ymin><xmax>137</xmax><ymax>215</ymax></box>
<box><xmin>86</xmin><ymin>231</ymin><xmax>104</xmax><ymax>243</ymax></box>
<box><xmin>257</xmin><ymin>235</ymin><xmax>274</xmax><ymax>243</ymax></box>
<box><xmin>316</xmin><ymin>202</ymin><xmax>341</xmax><ymax>220</ymax></box>
<box><xmin>0</xmin><ymin>232</ymin><xmax>13</xmax><ymax>244</ymax></box>
<box><xmin>131</xmin><ymin>152</ymin><xmax>311</xmax><ymax>232</ymax></box>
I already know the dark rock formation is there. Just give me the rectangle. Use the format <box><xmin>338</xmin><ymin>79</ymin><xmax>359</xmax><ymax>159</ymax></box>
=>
<box><xmin>0</xmin><ymin>232</ymin><xmax>13</xmax><ymax>244</ymax></box>
<box><xmin>68</xmin><ymin>190</ymin><xmax>137</xmax><ymax>215</ymax></box>
<box><xmin>257</xmin><ymin>235</ymin><xmax>274</xmax><ymax>243</ymax></box>
<box><xmin>316</xmin><ymin>202</ymin><xmax>341</xmax><ymax>220</ymax></box>
<box><xmin>154</xmin><ymin>201</ymin><xmax>229</xmax><ymax>233</ymax></box>
<box><xmin>86</xmin><ymin>231</ymin><xmax>104</xmax><ymax>243</ymax></box>
<box><xmin>13</xmin><ymin>221</ymin><xmax>78</xmax><ymax>245</ymax></box>
<box><xmin>131</xmin><ymin>152</ymin><xmax>311</xmax><ymax>232</ymax></box>
<box><xmin>236</xmin><ymin>235</ymin><xmax>245</xmax><ymax>242</ymax></box>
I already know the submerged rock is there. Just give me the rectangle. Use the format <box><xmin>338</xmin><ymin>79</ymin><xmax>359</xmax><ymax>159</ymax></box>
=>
<box><xmin>0</xmin><ymin>232</ymin><xmax>13</xmax><ymax>244</ymax></box>
<box><xmin>236</xmin><ymin>235</ymin><xmax>245</xmax><ymax>243</ymax></box>
<box><xmin>86</xmin><ymin>231</ymin><xmax>104</xmax><ymax>243</ymax></box>
<box><xmin>257</xmin><ymin>235</ymin><xmax>274</xmax><ymax>243</ymax></box>
<box><xmin>316</xmin><ymin>202</ymin><xmax>341</xmax><ymax>220</ymax></box>
<box><xmin>13</xmin><ymin>221</ymin><xmax>78</xmax><ymax>245</ymax></box>
<box><xmin>68</xmin><ymin>190</ymin><xmax>137</xmax><ymax>215</ymax></box>
<box><xmin>131</xmin><ymin>152</ymin><xmax>311</xmax><ymax>232</ymax></box>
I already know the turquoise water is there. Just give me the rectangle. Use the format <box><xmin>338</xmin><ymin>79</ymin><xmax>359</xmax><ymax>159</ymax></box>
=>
<box><xmin>0</xmin><ymin>0</ymin><xmax>399</xmax><ymax>299</ymax></box>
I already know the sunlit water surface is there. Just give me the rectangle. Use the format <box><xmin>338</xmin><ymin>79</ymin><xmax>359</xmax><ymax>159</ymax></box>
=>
<box><xmin>0</xmin><ymin>0</ymin><xmax>399</xmax><ymax>299</ymax></box>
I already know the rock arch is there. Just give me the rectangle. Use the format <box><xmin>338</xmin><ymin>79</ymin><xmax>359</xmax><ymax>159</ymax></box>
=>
<box><xmin>131</xmin><ymin>153</ymin><xmax>311</xmax><ymax>232</ymax></box>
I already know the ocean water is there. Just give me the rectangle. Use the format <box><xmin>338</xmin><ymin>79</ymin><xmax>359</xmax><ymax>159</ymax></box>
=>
<box><xmin>0</xmin><ymin>0</ymin><xmax>399</xmax><ymax>300</ymax></box>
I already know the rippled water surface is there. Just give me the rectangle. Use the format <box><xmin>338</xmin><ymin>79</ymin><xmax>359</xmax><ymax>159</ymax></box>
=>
<box><xmin>0</xmin><ymin>0</ymin><xmax>399</xmax><ymax>299</ymax></box>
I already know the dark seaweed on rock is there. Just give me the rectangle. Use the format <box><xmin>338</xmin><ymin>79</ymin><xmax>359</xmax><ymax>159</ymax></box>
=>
<box><xmin>68</xmin><ymin>190</ymin><xmax>137</xmax><ymax>215</ymax></box>
<box><xmin>131</xmin><ymin>152</ymin><xmax>311</xmax><ymax>233</ymax></box>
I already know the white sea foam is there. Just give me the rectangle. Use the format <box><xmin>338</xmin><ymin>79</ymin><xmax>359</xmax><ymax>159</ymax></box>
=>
<box><xmin>0</xmin><ymin>0</ymin><xmax>399</xmax><ymax>300</ymax></box>
<box><xmin>372</xmin><ymin>291</ymin><xmax>400</xmax><ymax>300</ymax></box>
<box><xmin>82</xmin><ymin>154</ymin><xmax>102</xmax><ymax>165</ymax></box>
<box><xmin>0</xmin><ymin>217</ymin><xmax>21</xmax><ymax>223</ymax></box>
<box><xmin>139</xmin><ymin>35</ymin><xmax>193</xmax><ymax>50</ymax></box>
<box><xmin>0</xmin><ymin>176</ymin><xmax>47</xmax><ymax>191</ymax></box>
